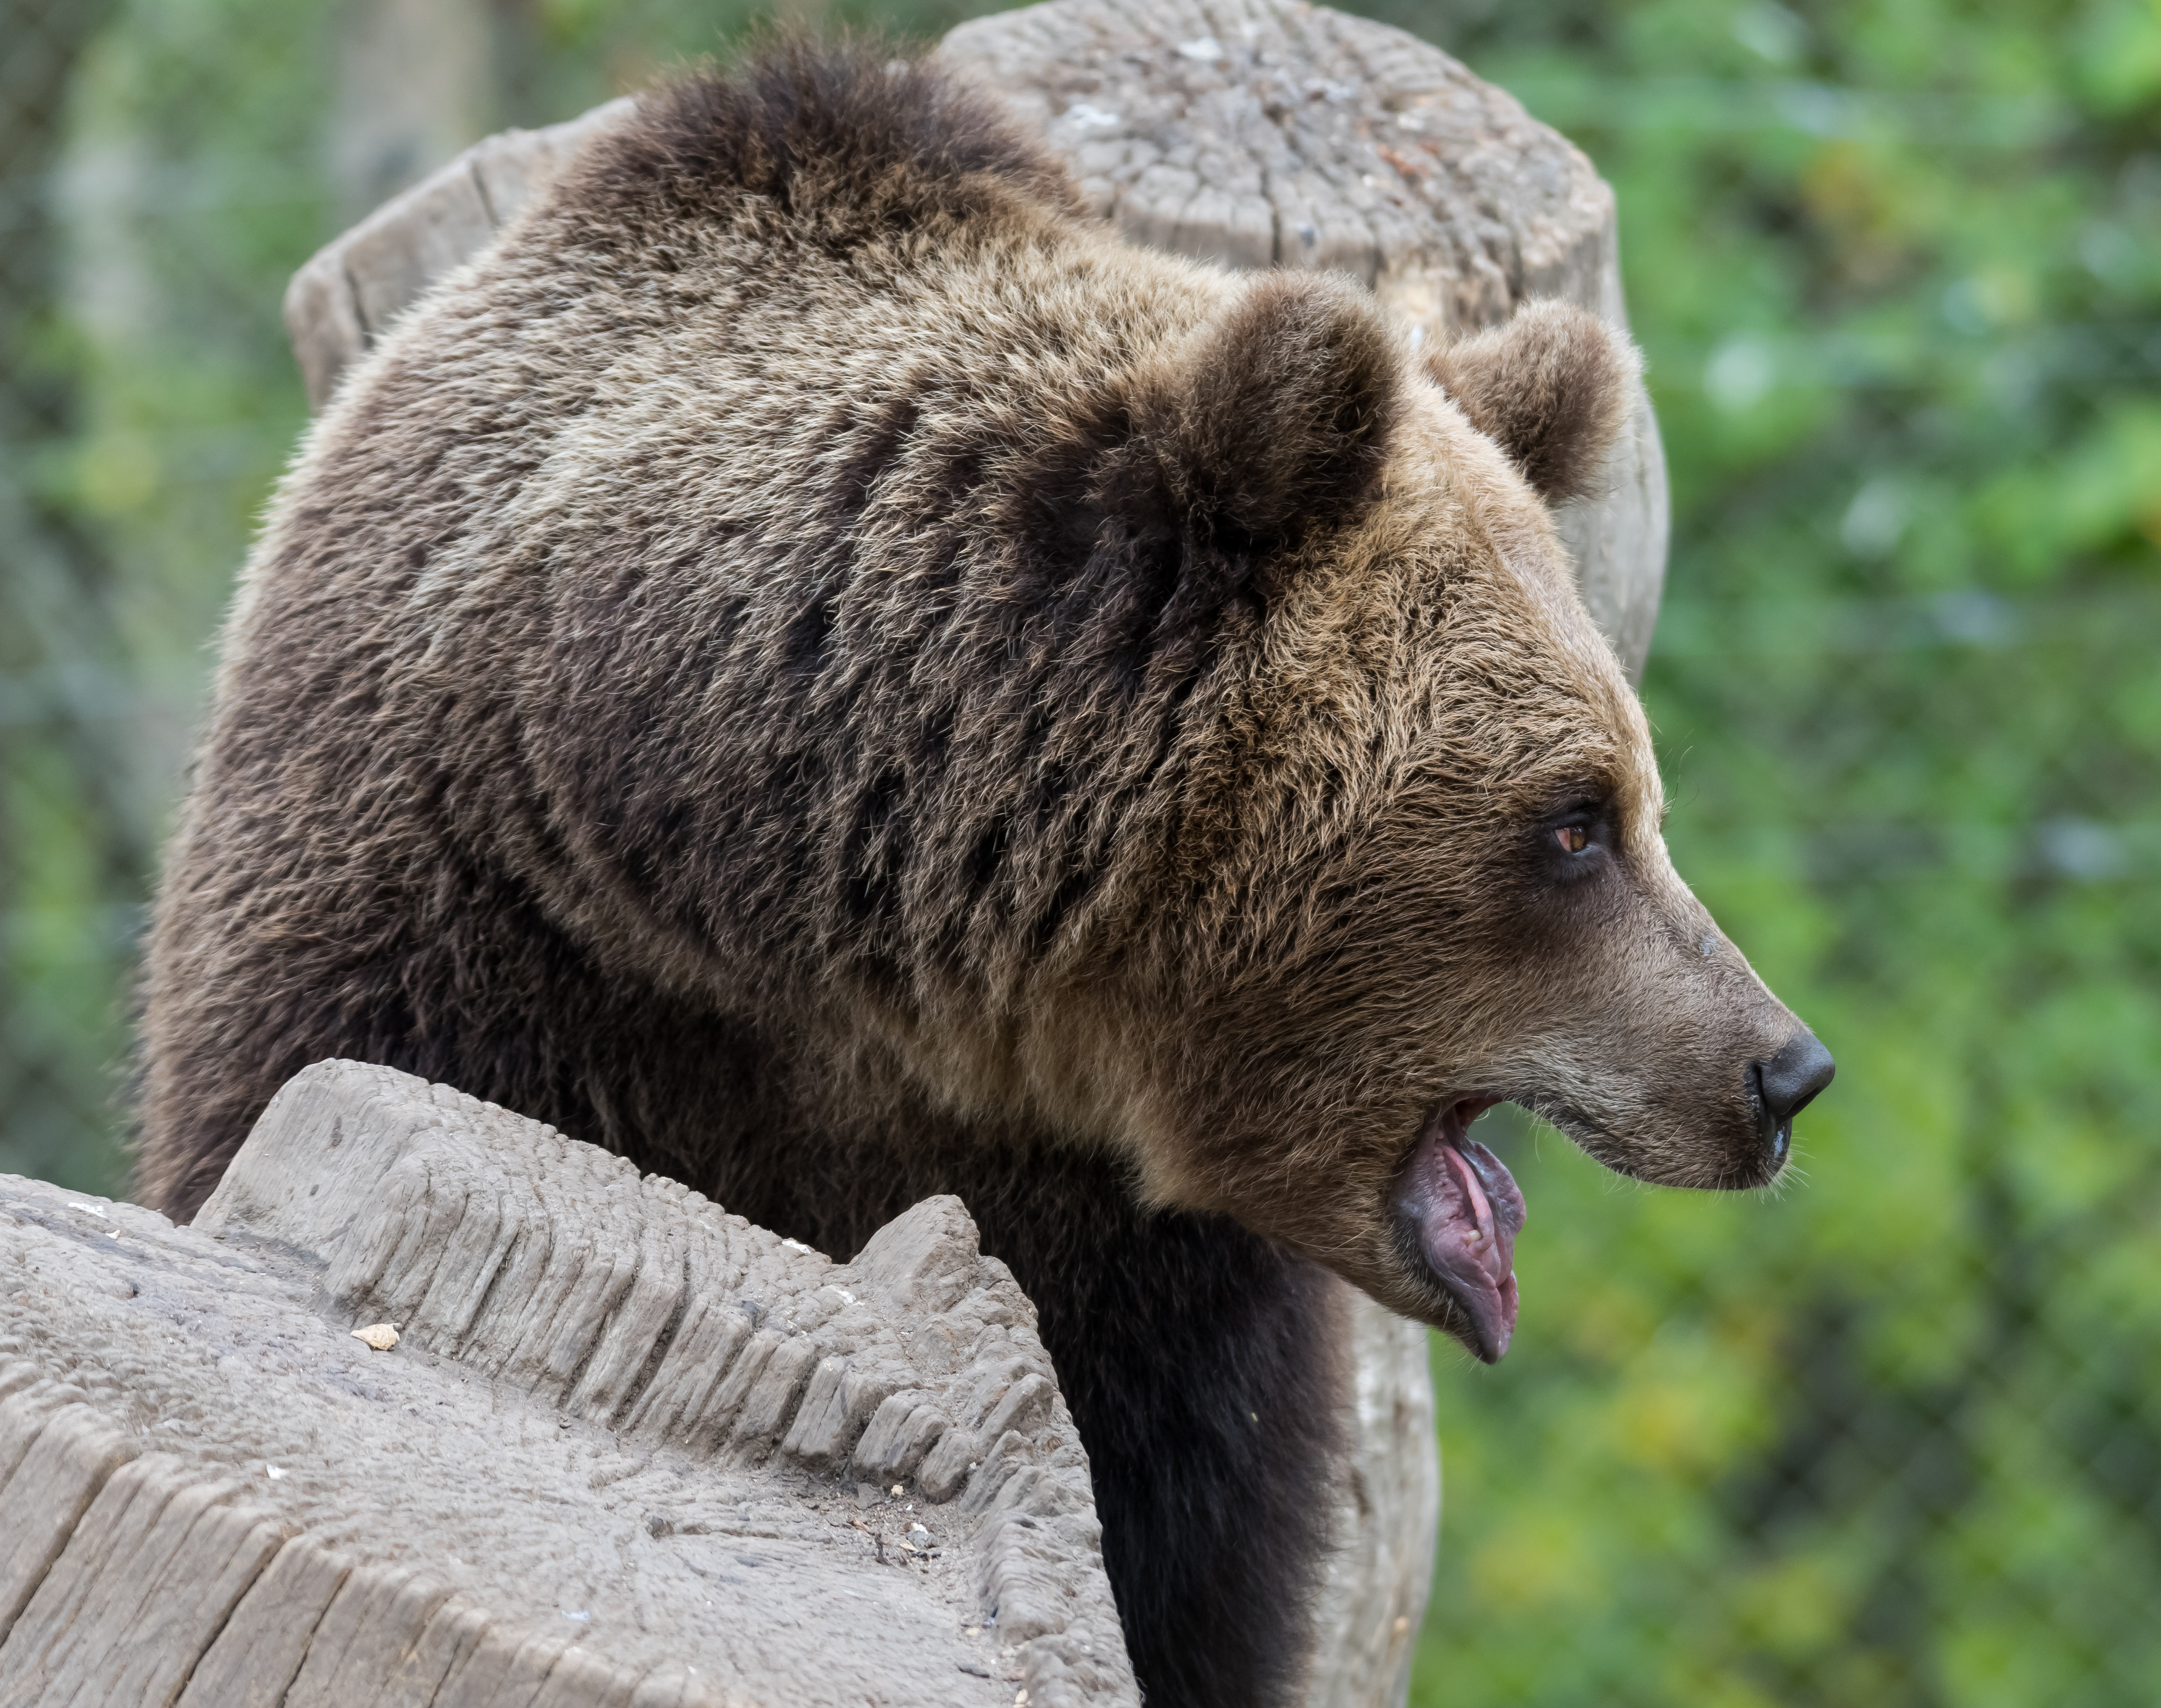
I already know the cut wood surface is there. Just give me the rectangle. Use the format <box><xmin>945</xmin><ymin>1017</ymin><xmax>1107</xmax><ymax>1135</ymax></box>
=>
<box><xmin>1305</xmin><ymin>1294</ymin><xmax>1441</xmax><ymax>1708</ymax></box>
<box><xmin>0</xmin><ymin>1061</ymin><xmax>1135</xmax><ymax>1708</ymax></box>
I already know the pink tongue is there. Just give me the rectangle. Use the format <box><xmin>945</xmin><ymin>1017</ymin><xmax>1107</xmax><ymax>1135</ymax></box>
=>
<box><xmin>1397</xmin><ymin>1120</ymin><xmax>1526</xmax><ymax>1362</ymax></box>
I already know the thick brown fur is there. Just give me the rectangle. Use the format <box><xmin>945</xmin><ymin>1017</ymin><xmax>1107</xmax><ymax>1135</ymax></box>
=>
<box><xmin>138</xmin><ymin>39</ymin><xmax>1817</xmax><ymax>1708</ymax></box>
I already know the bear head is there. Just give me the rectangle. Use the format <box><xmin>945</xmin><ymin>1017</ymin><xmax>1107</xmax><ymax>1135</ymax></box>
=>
<box><xmin>931</xmin><ymin>283</ymin><xmax>1834</xmax><ymax>1363</ymax></box>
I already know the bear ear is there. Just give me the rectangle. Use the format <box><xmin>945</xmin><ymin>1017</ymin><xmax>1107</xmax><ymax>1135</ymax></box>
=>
<box><xmin>1134</xmin><ymin>271</ymin><xmax>1403</xmax><ymax>548</ymax></box>
<box><xmin>1424</xmin><ymin>300</ymin><xmax>1641</xmax><ymax>504</ymax></box>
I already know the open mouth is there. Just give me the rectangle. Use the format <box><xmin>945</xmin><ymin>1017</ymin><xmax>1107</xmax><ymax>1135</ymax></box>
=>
<box><xmin>1392</xmin><ymin>1096</ymin><xmax>1525</xmax><ymax>1363</ymax></box>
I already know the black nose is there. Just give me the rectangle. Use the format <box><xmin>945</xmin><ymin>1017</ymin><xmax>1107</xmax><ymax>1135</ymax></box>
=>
<box><xmin>1750</xmin><ymin>1032</ymin><xmax>1835</xmax><ymax>1162</ymax></box>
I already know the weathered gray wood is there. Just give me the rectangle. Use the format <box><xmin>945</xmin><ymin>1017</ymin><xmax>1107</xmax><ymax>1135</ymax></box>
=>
<box><xmin>1303</xmin><ymin>1291</ymin><xmax>1441</xmax><ymax>1708</ymax></box>
<box><xmin>0</xmin><ymin>1061</ymin><xmax>1135</xmax><ymax>1708</ymax></box>
<box><xmin>946</xmin><ymin>0</ymin><xmax>1607</xmax><ymax>313</ymax></box>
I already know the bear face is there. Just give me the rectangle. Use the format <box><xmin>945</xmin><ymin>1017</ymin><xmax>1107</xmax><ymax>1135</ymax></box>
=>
<box><xmin>1079</xmin><ymin>307</ymin><xmax>1828</xmax><ymax>1356</ymax></box>
<box><xmin>137</xmin><ymin>46</ymin><xmax>1828</xmax><ymax>1383</ymax></box>
<box><xmin>843</xmin><ymin>283</ymin><xmax>1835</xmax><ymax>1363</ymax></box>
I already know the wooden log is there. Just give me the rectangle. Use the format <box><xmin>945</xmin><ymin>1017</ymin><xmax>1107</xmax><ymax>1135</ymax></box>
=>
<box><xmin>1305</xmin><ymin>1293</ymin><xmax>1441</xmax><ymax>1708</ymax></box>
<box><xmin>0</xmin><ymin>1061</ymin><xmax>1135</xmax><ymax>1708</ymax></box>
<box><xmin>274</xmin><ymin>8</ymin><xmax>1674</xmax><ymax>1702</ymax></box>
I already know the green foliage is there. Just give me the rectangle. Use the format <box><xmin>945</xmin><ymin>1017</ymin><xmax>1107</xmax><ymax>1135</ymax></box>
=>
<box><xmin>0</xmin><ymin>0</ymin><xmax>2152</xmax><ymax>1700</ymax></box>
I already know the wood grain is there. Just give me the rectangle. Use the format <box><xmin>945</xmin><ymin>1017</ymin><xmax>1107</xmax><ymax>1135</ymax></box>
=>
<box><xmin>0</xmin><ymin>1061</ymin><xmax>1135</xmax><ymax>1708</ymax></box>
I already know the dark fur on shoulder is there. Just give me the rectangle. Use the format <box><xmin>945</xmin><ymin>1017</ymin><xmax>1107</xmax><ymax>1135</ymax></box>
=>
<box><xmin>138</xmin><ymin>37</ymin><xmax>1810</xmax><ymax>1708</ymax></box>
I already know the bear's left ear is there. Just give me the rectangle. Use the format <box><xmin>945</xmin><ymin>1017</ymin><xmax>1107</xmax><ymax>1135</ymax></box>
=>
<box><xmin>1425</xmin><ymin>300</ymin><xmax>1641</xmax><ymax>504</ymax></box>
<box><xmin>1132</xmin><ymin>271</ymin><xmax>1403</xmax><ymax>548</ymax></box>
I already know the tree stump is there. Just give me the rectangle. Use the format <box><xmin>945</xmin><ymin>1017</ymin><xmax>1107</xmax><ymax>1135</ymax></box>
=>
<box><xmin>276</xmin><ymin>6</ymin><xmax>1673</xmax><ymax>1702</ymax></box>
<box><xmin>0</xmin><ymin>1062</ymin><xmax>1134</xmax><ymax>1708</ymax></box>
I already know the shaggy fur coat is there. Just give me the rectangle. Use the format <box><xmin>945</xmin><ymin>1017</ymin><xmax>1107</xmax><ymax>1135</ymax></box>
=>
<box><xmin>139</xmin><ymin>42</ymin><xmax>1823</xmax><ymax>1707</ymax></box>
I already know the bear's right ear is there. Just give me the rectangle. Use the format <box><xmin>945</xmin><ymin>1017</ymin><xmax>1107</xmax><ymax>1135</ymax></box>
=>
<box><xmin>1424</xmin><ymin>300</ymin><xmax>1640</xmax><ymax>504</ymax></box>
<box><xmin>1127</xmin><ymin>271</ymin><xmax>1404</xmax><ymax>551</ymax></box>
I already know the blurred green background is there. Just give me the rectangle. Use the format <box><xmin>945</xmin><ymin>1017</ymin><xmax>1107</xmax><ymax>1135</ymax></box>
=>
<box><xmin>2</xmin><ymin>0</ymin><xmax>2155</xmax><ymax>1702</ymax></box>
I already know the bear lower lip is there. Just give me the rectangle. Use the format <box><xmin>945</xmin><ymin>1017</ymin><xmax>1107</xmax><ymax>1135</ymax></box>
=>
<box><xmin>1394</xmin><ymin>1098</ymin><xmax>1525</xmax><ymax>1362</ymax></box>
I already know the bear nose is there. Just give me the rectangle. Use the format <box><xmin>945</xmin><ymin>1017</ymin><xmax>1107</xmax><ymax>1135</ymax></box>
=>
<box><xmin>1749</xmin><ymin>1032</ymin><xmax>1836</xmax><ymax>1162</ymax></box>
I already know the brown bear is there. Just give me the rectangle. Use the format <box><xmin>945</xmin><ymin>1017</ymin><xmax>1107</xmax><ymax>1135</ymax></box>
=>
<box><xmin>137</xmin><ymin>40</ymin><xmax>1832</xmax><ymax>1708</ymax></box>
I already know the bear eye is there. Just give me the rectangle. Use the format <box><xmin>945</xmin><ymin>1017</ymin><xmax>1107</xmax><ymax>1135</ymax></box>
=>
<box><xmin>1537</xmin><ymin>796</ymin><xmax>1615</xmax><ymax>880</ymax></box>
